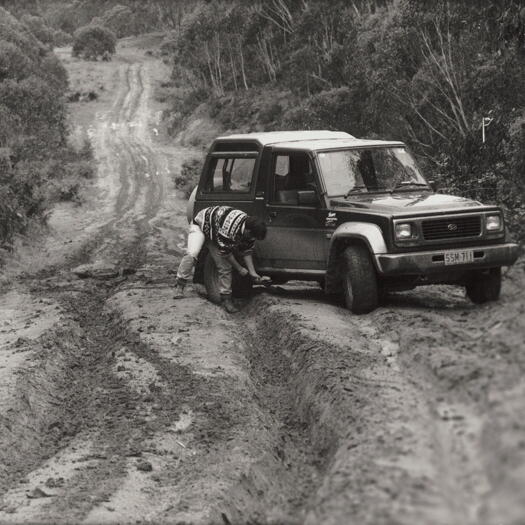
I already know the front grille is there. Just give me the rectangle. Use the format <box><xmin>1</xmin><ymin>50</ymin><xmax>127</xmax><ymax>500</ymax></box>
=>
<box><xmin>422</xmin><ymin>215</ymin><xmax>481</xmax><ymax>240</ymax></box>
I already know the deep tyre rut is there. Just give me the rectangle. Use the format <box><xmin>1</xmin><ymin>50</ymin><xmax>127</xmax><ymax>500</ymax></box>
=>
<box><xmin>242</xmin><ymin>293</ymin><xmax>497</xmax><ymax>525</ymax></box>
<box><xmin>0</xmin><ymin>280</ymin><xmax>154</xmax><ymax>519</ymax></box>
<box><xmin>0</xmin><ymin>317</ymin><xmax>86</xmax><ymax>496</ymax></box>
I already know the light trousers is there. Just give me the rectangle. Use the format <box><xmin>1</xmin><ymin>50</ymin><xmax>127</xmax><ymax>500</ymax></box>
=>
<box><xmin>176</xmin><ymin>223</ymin><xmax>233</xmax><ymax>295</ymax></box>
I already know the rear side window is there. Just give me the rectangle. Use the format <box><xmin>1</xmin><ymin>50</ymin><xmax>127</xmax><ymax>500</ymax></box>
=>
<box><xmin>204</xmin><ymin>157</ymin><xmax>256</xmax><ymax>193</ymax></box>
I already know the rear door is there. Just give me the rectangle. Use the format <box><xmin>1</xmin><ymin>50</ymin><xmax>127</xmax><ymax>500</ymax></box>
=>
<box><xmin>194</xmin><ymin>149</ymin><xmax>259</xmax><ymax>217</ymax></box>
<box><xmin>255</xmin><ymin>150</ymin><xmax>330</xmax><ymax>272</ymax></box>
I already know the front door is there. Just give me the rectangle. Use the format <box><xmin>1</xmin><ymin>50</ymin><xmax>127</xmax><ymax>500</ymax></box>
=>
<box><xmin>255</xmin><ymin>151</ymin><xmax>329</xmax><ymax>272</ymax></box>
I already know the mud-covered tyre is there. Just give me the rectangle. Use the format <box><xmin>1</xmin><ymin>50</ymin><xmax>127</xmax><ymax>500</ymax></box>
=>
<box><xmin>341</xmin><ymin>245</ymin><xmax>379</xmax><ymax>314</ymax></box>
<box><xmin>203</xmin><ymin>253</ymin><xmax>254</xmax><ymax>302</ymax></box>
<box><xmin>232</xmin><ymin>272</ymin><xmax>253</xmax><ymax>298</ymax></box>
<box><xmin>203</xmin><ymin>253</ymin><xmax>221</xmax><ymax>304</ymax></box>
<box><xmin>378</xmin><ymin>285</ymin><xmax>389</xmax><ymax>306</ymax></box>
<box><xmin>466</xmin><ymin>267</ymin><xmax>501</xmax><ymax>304</ymax></box>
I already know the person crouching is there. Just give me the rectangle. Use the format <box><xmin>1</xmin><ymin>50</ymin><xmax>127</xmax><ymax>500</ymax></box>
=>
<box><xmin>174</xmin><ymin>206</ymin><xmax>267</xmax><ymax>313</ymax></box>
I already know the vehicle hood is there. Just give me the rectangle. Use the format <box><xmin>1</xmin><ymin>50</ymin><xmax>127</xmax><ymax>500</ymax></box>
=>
<box><xmin>330</xmin><ymin>192</ymin><xmax>488</xmax><ymax>216</ymax></box>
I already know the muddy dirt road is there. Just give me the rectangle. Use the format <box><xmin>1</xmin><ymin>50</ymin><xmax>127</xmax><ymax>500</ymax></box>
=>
<box><xmin>1</xmin><ymin>37</ymin><xmax>524</xmax><ymax>525</ymax></box>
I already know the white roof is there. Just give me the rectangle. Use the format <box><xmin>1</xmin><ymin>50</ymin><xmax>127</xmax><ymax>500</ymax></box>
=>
<box><xmin>215</xmin><ymin>131</ymin><xmax>405</xmax><ymax>150</ymax></box>
<box><xmin>272</xmin><ymin>138</ymin><xmax>405</xmax><ymax>151</ymax></box>
<box><xmin>216</xmin><ymin>130</ymin><xmax>354</xmax><ymax>146</ymax></box>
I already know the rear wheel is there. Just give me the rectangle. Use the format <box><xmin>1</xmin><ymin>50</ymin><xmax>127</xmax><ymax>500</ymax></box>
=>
<box><xmin>232</xmin><ymin>271</ymin><xmax>253</xmax><ymax>298</ymax></box>
<box><xmin>466</xmin><ymin>267</ymin><xmax>501</xmax><ymax>304</ymax></box>
<box><xmin>203</xmin><ymin>252</ymin><xmax>254</xmax><ymax>302</ymax></box>
<box><xmin>203</xmin><ymin>253</ymin><xmax>221</xmax><ymax>304</ymax></box>
<box><xmin>341</xmin><ymin>245</ymin><xmax>379</xmax><ymax>314</ymax></box>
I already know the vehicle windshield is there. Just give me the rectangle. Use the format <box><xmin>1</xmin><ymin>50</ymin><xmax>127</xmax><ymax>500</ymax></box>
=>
<box><xmin>317</xmin><ymin>147</ymin><xmax>429</xmax><ymax>197</ymax></box>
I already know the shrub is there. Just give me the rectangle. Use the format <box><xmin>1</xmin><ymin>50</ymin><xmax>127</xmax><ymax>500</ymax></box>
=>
<box><xmin>72</xmin><ymin>25</ymin><xmax>116</xmax><ymax>60</ymax></box>
<box><xmin>160</xmin><ymin>31</ymin><xmax>178</xmax><ymax>56</ymax></box>
<box><xmin>0</xmin><ymin>6</ymin><xmax>91</xmax><ymax>247</ymax></box>
<box><xmin>66</xmin><ymin>160</ymin><xmax>95</xmax><ymax>180</ymax></box>
<box><xmin>0</xmin><ymin>104</ymin><xmax>21</xmax><ymax>147</ymax></box>
<box><xmin>0</xmin><ymin>76</ymin><xmax>68</xmax><ymax>154</ymax></box>
<box><xmin>40</xmin><ymin>54</ymin><xmax>69</xmax><ymax>92</ymax></box>
<box><xmin>174</xmin><ymin>158</ymin><xmax>203</xmax><ymax>198</ymax></box>
<box><xmin>45</xmin><ymin>5</ymin><xmax>78</xmax><ymax>35</ymax></box>
<box><xmin>259</xmin><ymin>101</ymin><xmax>282</xmax><ymax>125</ymax></box>
<box><xmin>53</xmin><ymin>29</ymin><xmax>72</xmax><ymax>47</ymax></box>
<box><xmin>282</xmin><ymin>87</ymin><xmax>363</xmax><ymax>135</ymax></box>
<box><xmin>21</xmin><ymin>14</ymin><xmax>55</xmax><ymax>47</ymax></box>
<box><xmin>0</xmin><ymin>40</ymin><xmax>32</xmax><ymax>82</ymax></box>
<box><xmin>0</xmin><ymin>7</ymin><xmax>45</xmax><ymax>62</ymax></box>
<box><xmin>9</xmin><ymin>161</ymin><xmax>49</xmax><ymax>218</ymax></box>
<box><xmin>95</xmin><ymin>5</ymin><xmax>135</xmax><ymax>38</ymax></box>
<box><xmin>180</xmin><ymin>88</ymin><xmax>209</xmax><ymax>118</ymax></box>
<box><xmin>0</xmin><ymin>184</ymin><xmax>21</xmax><ymax>247</ymax></box>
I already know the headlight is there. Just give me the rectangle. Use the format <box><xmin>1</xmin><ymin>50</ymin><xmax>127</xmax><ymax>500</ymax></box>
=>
<box><xmin>395</xmin><ymin>223</ymin><xmax>415</xmax><ymax>240</ymax></box>
<box><xmin>486</xmin><ymin>214</ymin><xmax>502</xmax><ymax>231</ymax></box>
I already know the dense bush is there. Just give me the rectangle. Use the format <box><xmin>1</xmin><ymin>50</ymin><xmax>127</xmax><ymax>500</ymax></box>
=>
<box><xmin>92</xmin><ymin>4</ymin><xmax>135</xmax><ymax>38</ymax></box>
<box><xmin>0</xmin><ymin>40</ymin><xmax>33</xmax><ymax>82</ymax></box>
<box><xmin>0</xmin><ymin>6</ymin><xmax>92</xmax><ymax>248</ymax></box>
<box><xmin>282</xmin><ymin>87</ymin><xmax>365</xmax><ymax>135</ymax></box>
<box><xmin>0</xmin><ymin>7</ymin><xmax>46</xmax><ymax>60</ymax></box>
<box><xmin>1</xmin><ymin>0</ymin><xmax>196</xmax><ymax>45</ymax></box>
<box><xmin>72</xmin><ymin>24</ymin><xmax>116</xmax><ymax>60</ymax></box>
<box><xmin>21</xmin><ymin>14</ymin><xmax>56</xmax><ymax>47</ymax></box>
<box><xmin>166</xmin><ymin>0</ymin><xmax>525</xmax><ymax>242</ymax></box>
<box><xmin>174</xmin><ymin>158</ymin><xmax>202</xmax><ymax>198</ymax></box>
<box><xmin>20</xmin><ymin>13</ymin><xmax>72</xmax><ymax>47</ymax></box>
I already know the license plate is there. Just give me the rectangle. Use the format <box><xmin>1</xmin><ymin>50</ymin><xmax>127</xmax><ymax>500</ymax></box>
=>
<box><xmin>444</xmin><ymin>249</ymin><xmax>474</xmax><ymax>265</ymax></box>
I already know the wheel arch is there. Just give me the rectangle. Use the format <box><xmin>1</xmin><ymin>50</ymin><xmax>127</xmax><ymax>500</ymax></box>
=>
<box><xmin>329</xmin><ymin>222</ymin><xmax>387</xmax><ymax>255</ymax></box>
<box><xmin>325</xmin><ymin>222</ymin><xmax>386</xmax><ymax>294</ymax></box>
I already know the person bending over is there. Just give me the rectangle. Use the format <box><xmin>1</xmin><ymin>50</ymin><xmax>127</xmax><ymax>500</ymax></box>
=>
<box><xmin>174</xmin><ymin>206</ymin><xmax>267</xmax><ymax>313</ymax></box>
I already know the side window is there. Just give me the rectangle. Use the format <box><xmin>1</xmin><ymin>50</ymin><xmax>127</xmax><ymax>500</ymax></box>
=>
<box><xmin>204</xmin><ymin>156</ymin><xmax>255</xmax><ymax>193</ymax></box>
<box><xmin>273</xmin><ymin>154</ymin><xmax>290</xmax><ymax>196</ymax></box>
<box><xmin>230</xmin><ymin>158</ymin><xmax>255</xmax><ymax>191</ymax></box>
<box><xmin>271</xmin><ymin>152</ymin><xmax>317</xmax><ymax>205</ymax></box>
<box><xmin>275</xmin><ymin>155</ymin><xmax>289</xmax><ymax>176</ymax></box>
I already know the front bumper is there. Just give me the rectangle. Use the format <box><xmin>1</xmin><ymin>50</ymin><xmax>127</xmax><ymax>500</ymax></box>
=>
<box><xmin>375</xmin><ymin>242</ymin><xmax>520</xmax><ymax>276</ymax></box>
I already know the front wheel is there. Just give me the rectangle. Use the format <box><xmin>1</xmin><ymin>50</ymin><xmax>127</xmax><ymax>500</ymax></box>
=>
<box><xmin>341</xmin><ymin>245</ymin><xmax>379</xmax><ymax>314</ymax></box>
<box><xmin>465</xmin><ymin>268</ymin><xmax>501</xmax><ymax>304</ymax></box>
<box><xmin>203</xmin><ymin>252</ymin><xmax>254</xmax><ymax>302</ymax></box>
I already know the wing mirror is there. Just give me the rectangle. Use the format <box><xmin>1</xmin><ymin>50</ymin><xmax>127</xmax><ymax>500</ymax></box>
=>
<box><xmin>297</xmin><ymin>190</ymin><xmax>318</xmax><ymax>205</ymax></box>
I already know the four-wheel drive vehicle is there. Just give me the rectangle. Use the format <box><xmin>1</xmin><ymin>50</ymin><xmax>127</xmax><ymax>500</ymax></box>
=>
<box><xmin>186</xmin><ymin>131</ymin><xmax>519</xmax><ymax>313</ymax></box>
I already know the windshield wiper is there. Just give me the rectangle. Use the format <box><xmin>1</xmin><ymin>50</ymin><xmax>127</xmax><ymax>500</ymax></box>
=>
<box><xmin>390</xmin><ymin>181</ymin><xmax>429</xmax><ymax>192</ymax></box>
<box><xmin>344</xmin><ymin>185</ymin><xmax>367</xmax><ymax>198</ymax></box>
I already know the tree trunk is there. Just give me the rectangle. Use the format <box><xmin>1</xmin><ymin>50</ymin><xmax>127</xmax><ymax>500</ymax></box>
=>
<box><xmin>238</xmin><ymin>39</ymin><xmax>249</xmax><ymax>90</ymax></box>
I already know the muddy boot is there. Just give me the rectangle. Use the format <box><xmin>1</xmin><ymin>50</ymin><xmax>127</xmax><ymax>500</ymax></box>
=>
<box><xmin>220</xmin><ymin>294</ymin><xmax>238</xmax><ymax>313</ymax></box>
<box><xmin>173</xmin><ymin>282</ymin><xmax>185</xmax><ymax>299</ymax></box>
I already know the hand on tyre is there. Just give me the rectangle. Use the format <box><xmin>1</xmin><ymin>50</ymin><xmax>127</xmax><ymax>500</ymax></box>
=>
<box><xmin>252</xmin><ymin>275</ymin><xmax>271</xmax><ymax>285</ymax></box>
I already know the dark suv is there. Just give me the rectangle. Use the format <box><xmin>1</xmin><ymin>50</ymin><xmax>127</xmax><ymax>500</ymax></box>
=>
<box><xmin>187</xmin><ymin>131</ymin><xmax>519</xmax><ymax>313</ymax></box>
